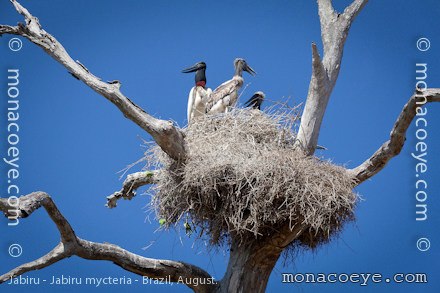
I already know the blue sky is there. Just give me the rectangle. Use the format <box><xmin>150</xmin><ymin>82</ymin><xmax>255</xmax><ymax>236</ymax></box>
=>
<box><xmin>1</xmin><ymin>0</ymin><xmax>439</xmax><ymax>292</ymax></box>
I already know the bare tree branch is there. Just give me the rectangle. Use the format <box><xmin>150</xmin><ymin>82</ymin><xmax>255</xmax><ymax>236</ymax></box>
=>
<box><xmin>316</xmin><ymin>0</ymin><xmax>335</xmax><ymax>17</ymax></box>
<box><xmin>75</xmin><ymin>238</ymin><xmax>215</xmax><ymax>291</ymax></box>
<box><xmin>0</xmin><ymin>192</ymin><xmax>217</xmax><ymax>292</ymax></box>
<box><xmin>344</xmin><ymin>0</ymin><xmax>369</xmax><ymax>23</ymax></box>
<box><xmin>0</xmin><ymin>25</ymin><xmax>19</xmax><ymax>34</ymax></box>
<box><xmin>106</xmin><ymin>171</ymin><xmax>158</xmax><ymax>208</ymax></box>
<box><xmin>350</xmin><ymin>88</ymin><xmax>440</xmax><ymax>185</ymax></box>
<box><xmin>295</xmin><ymin>0</ymin><xmax>368</xmax><ymax>155</ymax></box>
<box><xmin>0</xmin><ymin>0</ymin><xmax>185</xmax><ymax>161</ymax></box>
<box><xmin>295</xmin><ymin>43</ymin><xmax>331</xmax><ymax>154</ymax></box>
<box><xmin>1</xmin><ymin>192</ymin><xmax>77</xmax><ymax>242</ymax></box>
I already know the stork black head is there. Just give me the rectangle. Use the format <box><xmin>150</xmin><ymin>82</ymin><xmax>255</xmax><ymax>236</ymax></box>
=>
<box><xmin>244</xmin><ymin>91</ymin><xmax>265</xmax><ymax>110</ymax></box>
<box><xmin>234</xmin><ymin>58</ymin><xmax>256</xmax><ymax>77</ymax></box>
<box><xmin>182</xmin><ymin>61</ymin><xmax>207</xmax><ymax>87</ymax></box>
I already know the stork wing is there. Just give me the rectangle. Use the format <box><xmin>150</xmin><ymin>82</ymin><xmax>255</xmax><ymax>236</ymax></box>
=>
<box><xmin>187</xmin><ymin>87</ymin><xmax>195</xmax><ymax>123</ymax></box>
<box><xmin>206</xmin><ymin>79</ymin><xmax>240</xmax><ymax>111</ymax></box>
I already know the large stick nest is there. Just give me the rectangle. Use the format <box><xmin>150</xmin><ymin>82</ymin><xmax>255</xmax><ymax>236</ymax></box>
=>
<box><xmin>147</xmin><ymin>108</ymin><xmax>357</xmax><ymax>249</ymax></box>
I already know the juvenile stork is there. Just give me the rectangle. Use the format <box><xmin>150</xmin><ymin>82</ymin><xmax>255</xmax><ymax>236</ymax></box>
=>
<box><xmin>182</xmin><ymin>61</ymin><xmax>212</xmax><ymax>123</ymax></box>
<box><xmin>207</xmin><ymin>58</ymin><xmax>256</xmax><ymax>114</ymax></box>
<box><xmin>244</xmin><ymin>91</ymin><xmax>265</xmax><ymax>110</ymax></box>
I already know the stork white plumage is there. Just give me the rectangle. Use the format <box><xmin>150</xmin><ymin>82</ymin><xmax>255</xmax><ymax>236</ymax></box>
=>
<box><xmin>182</xmin><ymin>61</ymin><xmax>212</xmax><ymax>123</ymax></box>
<box><xmin>207</xmin><ymin>58</ymin><xmax>256</xmax><ymax>114</ymax></box>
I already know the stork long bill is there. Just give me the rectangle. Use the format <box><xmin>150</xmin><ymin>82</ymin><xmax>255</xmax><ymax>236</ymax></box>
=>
<box><xmin>181</xmin><ymin>62</ymin><xmax>205</xmax><ymax>73</ymax></box>
<box><xmin>244</xmin><ymin>64</ymin><xmax>256</xmax><ymax>76</ymax></box>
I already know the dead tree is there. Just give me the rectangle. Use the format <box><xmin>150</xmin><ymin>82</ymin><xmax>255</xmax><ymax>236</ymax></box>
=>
<box><xmin>1</xmin><ymin>0</ymin><xmax>439</xmax><ymax>292</ymax></box>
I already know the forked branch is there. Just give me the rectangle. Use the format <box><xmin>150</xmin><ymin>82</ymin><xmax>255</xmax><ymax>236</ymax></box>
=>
<box><xmin>350</xmin><ymin>88</ymin><xmax>440</xmax><ymax>185</ymax></box>
<box><xmin>0</xmin><ymin>192</ymin><xmax>216</xmax><ymax>293</ymax></box>
<box><xmin>295</xmin><ymin>0</ymin><xmax>368</xmax><ymax>155</ymax></box>
<box><xmin>0</xmin><ymin>0</ymin><xmax>185</xmax><ymax>161</ymax></box>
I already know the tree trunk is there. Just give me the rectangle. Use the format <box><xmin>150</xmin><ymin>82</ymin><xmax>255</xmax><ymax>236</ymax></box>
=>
<box><xmin>217</xmin><ymin>239</ymin><xmax>283</xmax><ymax>293</ymax></box>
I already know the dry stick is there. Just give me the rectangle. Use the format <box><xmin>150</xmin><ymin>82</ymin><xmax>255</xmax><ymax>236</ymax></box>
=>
<box><xmin>0</xmin><ymin>192</ymin><xmax>217</xmax><ymax>293</ymax></box>
<box><xmin>0</xmin><ymin>0</ymin><xmax>185</xmax><ymax>161</ymax></box>
<box><xmin>106</xmin><ymin>170</ymin><xmax>158</xmax><ymax>208</ymax></box>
